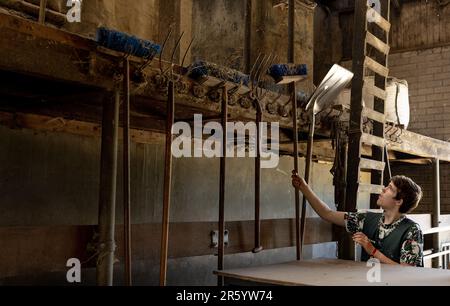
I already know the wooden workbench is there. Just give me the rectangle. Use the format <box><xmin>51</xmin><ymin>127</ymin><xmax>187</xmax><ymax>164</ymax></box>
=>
<box><xmin>215</xmin><ymin>259</ymin><xmax>450</xmax><ymax>286</ymax></box>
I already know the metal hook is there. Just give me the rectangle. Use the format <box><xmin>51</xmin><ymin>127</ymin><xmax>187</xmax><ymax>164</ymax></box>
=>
<box><xmin>159</xmin><ymin>27</ymin><xmax>174</xmax><ymax>74</ymax></box>
<box><xmin>180</xmin><ymin>37</ymin><xmax>195</xmax><ymax>71</ymax></box>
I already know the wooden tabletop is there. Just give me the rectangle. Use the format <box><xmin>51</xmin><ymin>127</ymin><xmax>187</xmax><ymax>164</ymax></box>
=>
<box><xmin>214</xmin><ymin>259</ymin><xmax>450</xmax><ymax>286</ymax></box>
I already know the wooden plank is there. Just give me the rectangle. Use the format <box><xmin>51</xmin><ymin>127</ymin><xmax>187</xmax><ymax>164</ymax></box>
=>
<box><xmin>367</xmin><ymin>7</ymin><xmax>391</xmax><ymax>33</ymax></box>
<box><xmin>361</xmin><ymin>132</ymin><xmax>386</xmax><ymax>147</ymax></box>
<box><xmin>387</xmin><ymin>128</ymin><xmax>450</xmax><ymax>163</ymax></box>
<box><xmin>0</xmin><ymin>111</ymin><xmax>165</xmax><ymax>144</ymax></box>
<box><xmin>362</xmin><ymin>107</ymin><xmax>385</xmax><ymax>123</ymax></box>
<box><xmin>366</xmin><ymin>31</ymin><xmax>390</xmax><ymax>55</ymax></box>
<box><xmin>0</xmin><ymin>218</ymin><xmax>333</xmax><ymax>278</ymax></box>
<box><xmin>423</xmin><ymin>225</ymin><xmax>450</xmax><ymax>235</ymax></box>
<box><xmin>364</xmin><ymin>81</ymin><xmax>387</xmax><ymax>100</ymax></box>
<box><xmin>359</xmin><ymin>157</ymin><xmax>385</xmax><ymax>171</ymax></box>
<box><xmin>364</xmin><ymin>56</ymin><xmax>389</xmax><ymax>78</ymax></box>
<box><xmin>215</xmin><ymin>259</ymin><xmax>450</xmax><ymax>286</ymax></box>
<box><xmin>358</xmin><ymin>183</ymin><xmax>383</xmax><ymax>194</ymax></box>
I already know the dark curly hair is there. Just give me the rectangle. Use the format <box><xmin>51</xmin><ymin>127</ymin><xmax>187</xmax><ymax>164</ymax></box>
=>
<box><xmin>391</xmin><ymin>175</ymin><xmax>423</xmax><ymax>213</ymax></box>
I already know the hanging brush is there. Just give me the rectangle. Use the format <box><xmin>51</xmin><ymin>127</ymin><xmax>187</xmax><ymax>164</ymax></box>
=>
<box><xmin>96</xmin><ymin>27</ymin><xmax>161</xmax><ymax>59</ymax></box>
<box><xmin>268</xmin><ymin>64</ymin><xmax>307</xmax><ymax>85</ymax></box>
<box><xmin>188</xmin><ymin>60</ymin><xmax>250</xmax><ymax>87</ymax></box>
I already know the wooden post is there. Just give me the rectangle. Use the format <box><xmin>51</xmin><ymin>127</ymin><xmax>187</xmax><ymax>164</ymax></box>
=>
<box><xmin>218</xmin><ymin>86</ymin><xmax>228</xmax><ymax>286</ymax></box>
<box><xmin>38</xmin><ymin>0</ymin><xmax>47</xmax><ymax>24</ymax></box>
<box><xmin>97</xmin><ymin>90</ymin><xmax>120</xmax><ymax>286</ymax></box>
<box><xmin>123</xmin><ymin>58</ymin><xmax>132</xmax><ymax>286</ymax></box>
<box><xmin>159</xmin><ymin>80</ymin><xmax>175</xmax><ymax>286</ymax></box>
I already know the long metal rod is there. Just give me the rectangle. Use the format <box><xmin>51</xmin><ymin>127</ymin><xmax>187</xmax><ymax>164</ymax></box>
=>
<box><xmin>123</xmin><ymin>58</ymin><xmax>132</xmax><ymax>286</ymax></box>
<box><xmin>288</xmin><ymin>0</ymin><xmax>300</xmax><ymax>261</ymax></box>
<box><xmin>300</xmin><ymin>111</ymin><xmax>315</xmax><ymax>258</ymax></box>
<box><xmin>288</xmin><ymin>0</ymin><xmax>295</xmax><ymax>63</ymax></box>
<box><xmin>218</xmin><ymin>86</ymin><xmax>228</xmax><ymax>286</ymax></box>
<box><xmin>291</xmin><ymin>82</ymin><xmax>301</xmax><ymax>260</ymax></box>
<box><xmin>432</xmin><ymin>158</ymin><xmax>441</xmax><ymax>268</ymax></box>
<box><xmin>97</xmin><ymin>90</ymin><xmax>120</xmax><ymax>286</ymax></box>
<box><xmin>244</xmin><ymin>0</ymin><xmax>252</xmax><ymax>74</ymax></box>
<box><xmin>253</xmin><ymin>104</ymin><xmax>263</xmax><ymax>253</ymax></box>
<box><xmin>38</xmin><ymin>0</ymin><xmax>47</xmax><ymax>24</ymax></box>
<box><xmin>159</xmin><ymin>80</ymin><xmax>175</xmax><ymax>286</ymax></box>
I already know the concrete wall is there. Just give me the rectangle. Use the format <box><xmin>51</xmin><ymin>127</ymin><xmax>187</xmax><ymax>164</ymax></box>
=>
<box><xmin>0</xmin><ymin>125</ymin><xmax>337</xmax><ymax>285</ymax></box>
<box><xmin>191</xmin><ymin>0</ymin><xmax>246</xmax><ymax>70</ymax></box>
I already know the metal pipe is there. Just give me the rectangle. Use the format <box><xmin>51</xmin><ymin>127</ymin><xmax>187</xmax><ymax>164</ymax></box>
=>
<box><xmin>159</xmin><ymin>80</ymin><xmax>175</xmax><ymax>286</ymax></box>
<box><xmin>288</xmin><ymin>0</ymin><xmax>295</xmax><ymax>63</ymax></box>
<box><xmin>253</xmin><ymin>103</ymin><xmax>263</xmax><ymax>253</ymax></box>
<box><xmin>244</xmin><ymin>0</ymin><xmax>252</xmax><ymax>74</ymax></box>
<box><xmin>97</xmin><ymin>90</ymin><xmax>120</xmax><ymax>286</ymax></box>
<box><xmin>288</xmin><ymin>0</ymin><xmax>300</xmax><ymax>260</ymax></box>
<box><xmin>291</xmin><ymin>82</ymin><xmax>301</xmax><ymax>260</ymax></box>
<box><xmin>218</xmin><ymin>86</ymin><xmax>228</xmax><ymax>286</ymax></box>
<box><xmin>432</xmin><ymin>158</ymin><xmax>441</xmax><ymax>268</ymax></box>
<box><xmin>300</xmin><ymin>110</ymin><xmax>315</xmax><ymax>258</ymax></box>
<box><xmin>38</xmin><ymin>0</ymin><xmax>47</xmax><ymax>23</ymax></box>
<box><xmin>123</xmin><ymin>58</ymin><xmax>132</xmax><ymax>286</ymax></box>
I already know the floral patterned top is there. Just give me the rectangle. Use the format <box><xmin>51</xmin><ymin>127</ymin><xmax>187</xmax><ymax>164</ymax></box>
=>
<box><xmin>345</xmin><ymin>212</ymin><xmax>424</xmax><ymax>266</ymax></box>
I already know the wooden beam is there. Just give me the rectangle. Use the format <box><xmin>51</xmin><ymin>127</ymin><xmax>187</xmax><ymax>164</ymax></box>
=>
<box><xmin>387</xmin><ymin>129</ymin><xmax>450</xmax><ymax>162</ymax></box>
<box><xmin>0</xmin><ymin>12</ymin><xmax>297</xmax><ymax>129</ymax></box>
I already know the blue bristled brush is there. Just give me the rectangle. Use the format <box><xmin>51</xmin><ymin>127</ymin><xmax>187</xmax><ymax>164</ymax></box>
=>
<box><xmin>268</xmin><ymin>64</ymin><xmax>307</xmax><ymax>84</ymax></box>
<box><xmin>96</xmin><ymin>27</ymin><xmax>161</xmax><ymax>59</ymax></box>
<box><xmin>189</xmin><ymin>60</ymin><xmax>250</xmax><ymax>87</ymax></box>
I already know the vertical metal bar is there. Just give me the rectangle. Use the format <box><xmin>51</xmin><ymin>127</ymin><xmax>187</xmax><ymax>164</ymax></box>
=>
<box><xmin>300</xmin><ymin>112</ymin><xmax>314</xmax><ymax>258</ymax></box>
<box><xmin>38</xmin><ymin>0</ymin><xmax>47</xmax><ymax>24</ymax></box>
<box><xmin>97</xmin><ymin>90</ymin><xmax>120</xmax><ymax>286</ymax></box>
<box><xmin>218</xmin><ymin>86</ymin><xmax>228</xmax><ymax>286</ymax></box>
<box><xmin>291</xmin><ymin>82</ymin><xmax>301</xmax><ymax>261</ymax></box>
<box><xmin>159</xmin><ymin>80</ymin><xmax>175</xmax><ymax>286</ymax></box>
<box><xmin>123</xmin><ymin>58</ymin><xmax>132</xmax><ymax>286</ymax></box>
<box><xmin>244</xmin><ymin>0</ymin><xmax>252</xmax><ymax>74</ymax></box>
<box><xmin>432</xmin><ymin>158</ymin><xmax>441</xmax><ymax>268</ymax></box>
<box><xmin>287</xmin><ymin>0</ymin><xmax>295</xmax><ymax>63</ymax></box>
<box><xmin>253</xmin><ymin>105</ymin><xmax>263</xmax><ymax>253</ymax></box>
<box><xmin>287</xmin><ymin>0</ymin><xmax>300</xmax><ymax>260</ymax></box>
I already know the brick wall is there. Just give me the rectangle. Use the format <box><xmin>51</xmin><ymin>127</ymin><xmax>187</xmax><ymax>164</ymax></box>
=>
<box><xmin>389</xmin><ymin>46</ymin><xmax>450</xmax><ymax>214</ymax></box>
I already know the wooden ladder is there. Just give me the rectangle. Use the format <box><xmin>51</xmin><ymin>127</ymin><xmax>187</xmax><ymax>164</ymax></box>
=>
<box><xmin>346</xmin><ymin>0</ymin><xmax>391</xmax><ymax>214</ymax></box>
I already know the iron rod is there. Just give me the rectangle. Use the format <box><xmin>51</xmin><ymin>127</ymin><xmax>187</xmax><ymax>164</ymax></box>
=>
<box><xmin>291</xmin><ymin>82</ymin><xmax>301</xmax><ymax>260</ymax></box>
<box><xmin>97</xmin><ymin>90</ymin><xmax>120</xmax><ymax>286</ymax></box>
<box><xmin>253</xmin><ymin>104</ymin><xmax>263</xmax><ymax>253</ymax></box>
<box><xmin>244</xmin><ymin>0</ymin><xmax>252</xmax><ymax>74</ymax></box>
<box><xmin>159</xmin><ymin>80</ymin><xmax>175</xmax><ymax>286</ymax></box>
<box><xmin>218</xmin><ymin>86</ymin><xmax>228</xmax><ymax>286</ymax></box>
<box><xmin>123</xmin><ymin>58</ymin><xmax>132</xmax><ymax>286</ymax></box>
<box><xmin>432</xmin><ymin>158</ymin><xmax>441</xmax><ymax>268</ymax></box>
